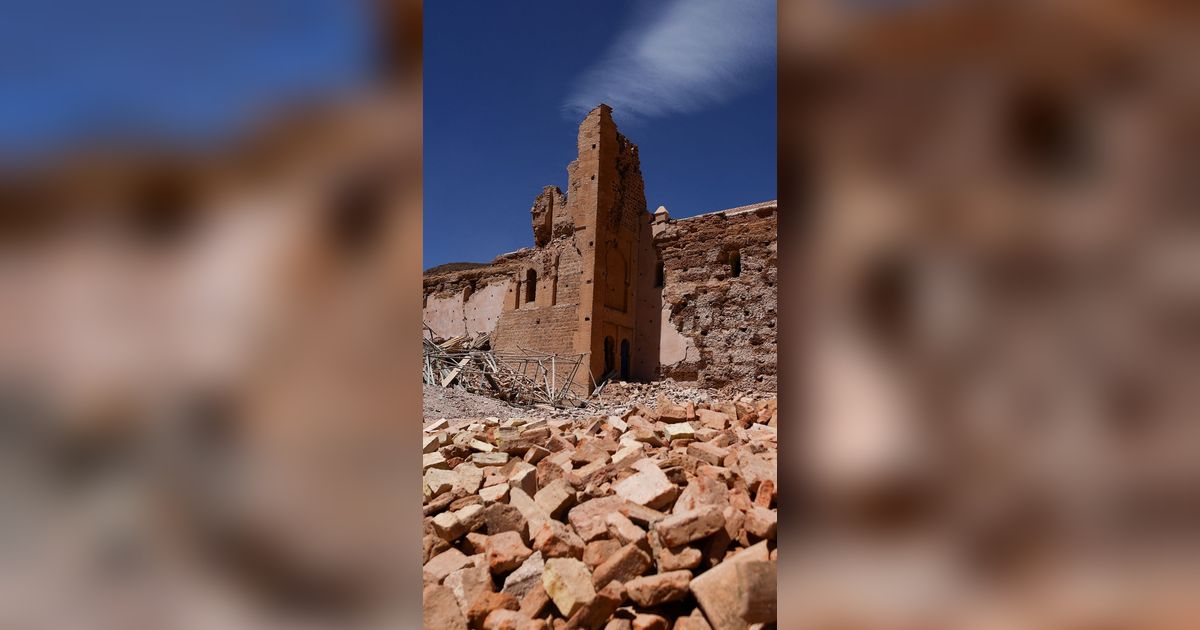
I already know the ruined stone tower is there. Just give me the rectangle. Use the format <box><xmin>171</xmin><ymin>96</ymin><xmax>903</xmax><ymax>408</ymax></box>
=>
<box><xmin>423</xmin><ymin>104</ymin><xmax>777</xmax><ymax>393</ymax></box>
<box><xmin>488</xmin><ymin>104</ymin><xmax>652</xmax><ymax>392</ymax></box>
<box><xmin>566</xmin><ymin>104</ymin><xmax>652</xmax><ymax>387</ymax></box>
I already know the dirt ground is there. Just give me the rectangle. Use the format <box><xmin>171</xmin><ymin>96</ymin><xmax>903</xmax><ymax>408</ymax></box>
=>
<box><xmin>422</xmin><ymin>384</ymin><xmax>532</xmax><ymax>421</ymax></box>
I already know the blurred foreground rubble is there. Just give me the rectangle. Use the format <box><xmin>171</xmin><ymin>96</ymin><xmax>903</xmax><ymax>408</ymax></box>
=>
<box><xmin>421</xmin><ymin>395</ymin><xmax>778</xmax><ymax>629</ymax></box>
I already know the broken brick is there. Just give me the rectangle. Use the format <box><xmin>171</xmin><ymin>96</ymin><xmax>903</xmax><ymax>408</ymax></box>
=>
<box><xmin>624</xmin><ymin>570</ymin><xmax>691</xmax><ymax>607</ymax></box>
<box><xmin>591</xmin><ymin>542</ymin><xmax>651</xmax><ymax>587</ymax></box>
<box><xmin>542</xmin><ymin>557</ymin><xmax>596</xmax><ymax>618</ymax></box>
<box><xmin>654</xmin><ymin>507</ymin><xmax>725</xmax><ymax>548</ymax></box>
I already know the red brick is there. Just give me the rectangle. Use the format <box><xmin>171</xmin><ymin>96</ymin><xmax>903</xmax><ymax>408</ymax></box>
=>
<box><xmin>612</xmin><ymin>459</ymin><xmax>677</xmax><ymax>511</ymax></box>
<box><xmin>592</xmin><ymin>542</ymin><xmax>651</xmax><ymax>587</ymax></box>
<box><xmin>533</xmin><ymin>520</ymin><xmax>585</xmax><ymax>560</ymax></box>
<box><xmin>624</xmin><ymin>570</ymin><xmax>691</xmax><ymax>607</ymax></box>
<box><xmin>569</xmin><ymin>496</ymin><xmax>625</xmax><ymax>542</ymax></box>
<box><xmin>583</xmin><ymin>539</ymin><xmax>622</xmax><ymax>570</ymax></box>
<box><xmin>542</xmin><ymin>557</ymin><xmax>596</xmax><ymax>618</ymax></box>
<box><xmin>654</xmin><ymin>506</ymin><xmax>725</xmax><ymax>548</ymax></box>
<box><xmin>688</xmin><ymin>541</ymin><xmax>770</xmax><ymax>630</ymax></box>
<box><xmin>487</xmin><ymin>531</ymin><xmax>533</xmax><ymax>574</ymax></box>
<box><xmin>467</xmin><ymin>591</ymin><xmax>519</xmax><ymax>629</ymax></box>
<box><xmin>423</xmin><ymin>584</ymin><xmax>468</xmax><ymax>630</ymax></box>
<box><xmin>564</xmin><ymin>580</ymin><xmax>625</xmax><ymax>630</ymax></box>
<box><xmin>744</xmin><ymin>506</ymin><xmax>776</xmax><ymax>540</ymax></box>
<box><xmin>604</xmin><ymin>512</ymin><xmax>645</xmax><ymax>545</ymax></box>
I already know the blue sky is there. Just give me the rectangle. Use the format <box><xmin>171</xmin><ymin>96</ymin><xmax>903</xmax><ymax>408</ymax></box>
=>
<box><xmin>424</xmin><ymin>0</ymin><xmax>776</xmax><ymax>269</ymax></box>
<box><xmin>0</xmin><ymin>0</ymin><xmax>373</xmax><ymax>157</ymax></box>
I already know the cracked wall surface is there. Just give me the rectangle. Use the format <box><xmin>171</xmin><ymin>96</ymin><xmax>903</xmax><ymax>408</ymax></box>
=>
<box><xmin>422</xmin><ymin>106</ymin><xmax>777</xmax><ymax>392</ymax></box>
<box><xmin>653</xmin><ymin>202</ymin><xmax>778</xmax><ymax>390</ymax></box>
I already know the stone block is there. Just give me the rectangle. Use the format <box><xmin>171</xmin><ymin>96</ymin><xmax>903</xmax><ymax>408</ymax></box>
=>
<box><xmin>425</xmin><ymin>452</ymin><xmax>449</xmax><ymax>470</ymax></box>
<box><xmin>424</xmin><ymin>547</ymin><xmax>474</xmax><ymax>585</ymax></box>
<box><xmin>685</xmin><ymin>442</ymin><xmax>728</xmax><ymax>467</ymax></box>
<box><xmin>624</xmin><ymin>570</ymin><xmax>691</xmax><ymax>607</ymax></box>
<box><xmin>673</xmin><ymin>476</ymin><xmax>730</xmax><ymax>515</ymax></box>
<box><xmin>744</xmin><ymin>506</ymin><xmax>776</xmax><ymax>540</ymax></box>
<box><xmin>612</xmin><ymin>459</ymin><xmax>677</xmax><ymax>511</ymax></box>
<box><xmin>565</xmin><ymin>580</ymin><xmax>625</xmax><ymax>630</ymax></box>
<box><xmin>592</xmin><ymin>543</ymin><xmax>651</xmax><ymax>587</ymax></box>
<box><xmin>501</xmin><ymin>551</ymin><xmax>545</xmax><ymax>601</ymax></box>
<box><xmin>604</xmin><ymin>512</ymin><xmax>645</xmax><ymax>546</ymax></box>
<box><xmin>733</xmin><ymin>561</ymin><xmax>776</xmax><ymax>624</ymax></box>
<box><xmin>480</xmin><ymin>482</ymin><xmax>510</xmax><ymax>504</ymax></box>
<box><xmin>467</xmin><ymin>591</ymin><xmax>519</xmax><ymax>628</ymax></box>
<box><xmin>583</xmin><ymin>539</ymin><xmax>622</xmax><ymax>570</ymax></box>
<box><xmin>482</xmin><ymin>609</ymin><xmax>533</xmax><ymax>630</ymax></box>
<box><xmin>654</xmin><ymin>506</ymin><xmax>725</xmax><ymax>548</ymax></box>
<box><xmin>519</xmin><ymin>581</ymin><xmax>551</xmax><ymax>618</ymax></box>
<box><xmin>663</xmin><ymin>422</ymin><xmax>696</xmax><ymax>441</ymax></box>
<box><xmin>542</xmin><ymin>558</ymin><xmax>596</xmax><ymax>618</ymax></box>
<box><xmin>445</xmin><ymin>561</ymin><xmax>493</xmax><ymax>614</ymax></box>
<box><xmin>423</xmin><ymin>584</ymin><xmax>468</xmax><ymax>630</ymax></box>
<box><xmin>473</xmin><ymin>452</ymin><xmax>510</xmax><ymax>466</ymax></box>
<box><xmin>533</xmin><ymin>520</ymin><xmax>585</xmax><ymax>560</ymax></box>
<box><xmin>689</xmin><ymin>541</ymin><xmax>769</xmax><ymax>630</ymax></box>
<box><xmin>432</xmin><ymin>510</ymin><xmax>465</xmax><ymax>542</ymax></box>
<box><xmin>484</xmin><ymin>502</ymin><xmax>528</xmax><ymax>539</ymax></box>
<box><xmin>534</xmin><ymin>478</ymin><xmax>577</xmax><ymax>519</ymax></box>
<box><xmin>568</xmin><ymin>496</ymin><xmax>625</xmax><ymax>542</ymax></box>
<box><xmin>509</xmin><ymin>487</ymin><xmax>551</xmax><ymax>533</ymax></box>
<box><xmin>487</xmin><ymin>530</ymin><xmax>533</xmax><ymax>574</ymax></box>
<box><xmin>425</xmin><ymin>467</ymin><xmax>459</xmax><ymax>498</ymax></box>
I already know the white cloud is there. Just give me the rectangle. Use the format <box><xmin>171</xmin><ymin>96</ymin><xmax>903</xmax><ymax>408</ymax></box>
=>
<box><xmin>564</xmin><ymin>0</ymin><xmax>775</xmax><ymax>121</ymax></box>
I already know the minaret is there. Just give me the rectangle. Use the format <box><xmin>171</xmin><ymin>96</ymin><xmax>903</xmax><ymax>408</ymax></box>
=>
<box><xmin>565</xmin><ymin>105</ymin><xmax>649</xmax><ymax>386</ymax></box>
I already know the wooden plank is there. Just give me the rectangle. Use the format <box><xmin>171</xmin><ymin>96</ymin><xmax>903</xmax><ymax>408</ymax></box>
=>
<box><xmin>440</xmin><ymin>356</ymin><xmax>471</xmax><ymax>387</ymax></box>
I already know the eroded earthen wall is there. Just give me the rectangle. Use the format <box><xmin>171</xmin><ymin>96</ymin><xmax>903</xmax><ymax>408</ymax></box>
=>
<box><xmin>654</xmin><ymin>204</ymin><xmax>778</xmax><ymax>390</ymax></box>
<box><xmin>422</xmin><ymin>257</ymin><xmax>525</xmax><ymax>339</ymax></box>
<box><xmin>422</xmin><ymin>104</ymin><xmax>777</xmax><ymax>393</ymax></box>
<box><xmin>491</xmin><ymin>305</ymin><xmax>579</xmax><ymax>356</ymax></box>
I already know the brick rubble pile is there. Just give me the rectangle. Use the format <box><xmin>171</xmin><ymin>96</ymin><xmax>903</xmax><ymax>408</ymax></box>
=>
<box><xmin>422</xmin><ymin>395</ymin><xmax>778</xmax><ymax>630</ymax></box>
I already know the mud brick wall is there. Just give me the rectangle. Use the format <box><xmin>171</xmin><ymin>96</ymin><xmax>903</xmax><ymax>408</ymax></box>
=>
<box><xmin>491</xmin><ymin>304</ymin><xmax>580</xmax><ymax>356</ymax></box>
<box><xmin>423</xmin><ymin>257</ymin><xmax>527</xmax><ymax>339</ymax></box>
<box><xmin>423</xmin><ymin>104</ymin><xmax>777</xmax><ymax>392</ymax></box>
<box><xmin>654</xmin><ymin>204</ymin><xmax>778</xmax><ymax>390</ymax></box>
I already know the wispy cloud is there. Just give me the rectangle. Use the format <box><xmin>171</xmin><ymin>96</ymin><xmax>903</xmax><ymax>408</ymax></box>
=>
<box><xmin>564</xmin><ymin>0</ymin><xmax>775</xmax><ymax>122</ymax></box>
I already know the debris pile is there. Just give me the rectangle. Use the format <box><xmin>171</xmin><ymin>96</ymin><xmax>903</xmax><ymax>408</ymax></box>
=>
<box><xmin>422</xmin><ymin>395</ymin><xmax>778</xmax><ymax>629</ymax></box>
<box><xmin>424</xmin><ymin>330</ymin><xmax>588</xmax><ymax>408</ymax></box>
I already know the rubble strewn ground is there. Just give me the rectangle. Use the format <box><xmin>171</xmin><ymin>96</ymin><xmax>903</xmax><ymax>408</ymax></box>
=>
<box><xmin>425</xmin><ymin>379</ymin><xmax>776</xmax><ymax>425</ymax></box>
<box><xmin>422</xmin><ymin>390</ymin><xmax>778</xmax><ymax>629</ymax></box>
<box><xmin>424</xmin><ymin>384</ymin><xmax>532</xmax><ymax>421</ymax></box>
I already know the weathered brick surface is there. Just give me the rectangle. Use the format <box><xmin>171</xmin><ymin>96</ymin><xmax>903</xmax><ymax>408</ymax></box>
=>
<box><xmin>653</xmin><ymin>203</ymin><xmax>777</xmax><ymax>390</ymax></box>
<box><xmin>422</xmin><ymin>104</ymin><xmax>776</xmax><ymax>393</ymax></box>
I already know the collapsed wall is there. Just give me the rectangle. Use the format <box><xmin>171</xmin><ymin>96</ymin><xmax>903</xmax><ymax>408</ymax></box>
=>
<box><xmin>422</xmin><ymin>105</ymin><xmax>778</xmax><ymax>392</ymax></box>
<box><xmin>422</xmin><ymin>252</ymin><xmax>526</xmax><ymax>339</ymax></box>
<box><xmin>653</xmin><ymin>202</ymin><xmax>778</xmax><ymax>390</ymax></box>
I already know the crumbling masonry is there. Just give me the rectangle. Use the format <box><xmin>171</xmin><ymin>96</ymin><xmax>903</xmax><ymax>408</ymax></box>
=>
<box><xmin>423</xmin><ymin>105</ymin><xmax>777</xmax><ymax>392</ymax></box>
